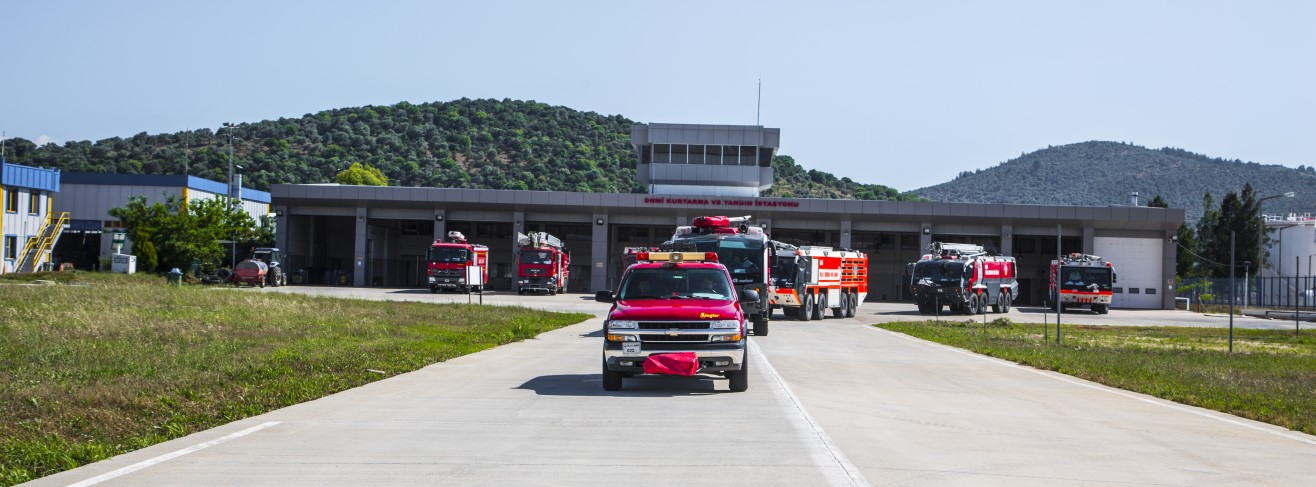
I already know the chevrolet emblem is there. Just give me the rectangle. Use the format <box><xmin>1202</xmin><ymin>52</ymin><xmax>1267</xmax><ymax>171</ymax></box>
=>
<box><xmin>667</xmin><ymin>329</ymin><xmax>681</xmax><ymax>336</ymax></box>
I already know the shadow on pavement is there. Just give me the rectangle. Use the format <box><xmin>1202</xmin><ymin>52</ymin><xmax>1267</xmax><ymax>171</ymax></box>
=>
<box><xmin>517</xmin><ymin>374</ymin><xmax>721</xmax><ymax>397</ymax></box>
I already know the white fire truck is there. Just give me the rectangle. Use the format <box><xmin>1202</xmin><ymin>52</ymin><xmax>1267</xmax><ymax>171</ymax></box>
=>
<box><xmin>516</xmin><ymin>231</ymin><xmax>570</xmax><ymax>295</ymax></box>
<box><xmin>769</xmin><ymin>242</ymin><xmax>869</xmax><ymax>320</ymax></box>
<box><xmin>1050</xmin><ymin>253</ymin><xmax>1116</xmax><ymax>314</ymax></box>
<box><xmin>909</xmin><ymin>242</ymin><xmax>1017</xmax><ymax>315</ymax></box>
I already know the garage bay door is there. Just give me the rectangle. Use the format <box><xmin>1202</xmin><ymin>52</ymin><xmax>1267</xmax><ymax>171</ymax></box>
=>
<box><xmin>1094</xmin><ymin>237</ymin><xmax>1162</xmax><ymax>309</ymax></box>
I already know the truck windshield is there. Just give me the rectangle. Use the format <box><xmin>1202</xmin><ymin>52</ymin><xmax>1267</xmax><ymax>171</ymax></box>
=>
<box><xmin>1059</xmin><ymin>267</ymin><xmax>1113</xmax><ymax>291</ymax></box>
<box><xmin>679</xmin><ymin>239</ymin><xmax>765</xmax><ymax>284</ymax></box>
<box><xmin>520</xmin><ymin>250</ymin><xmax>553</xmax><ymax>265</ymax></box>
<box><xmin>427</xmin><ymin>247</ymin><xmax>468</xmax><ymax>263</ymax></box>
<box><xmin>771</xmin><ymin>256</ymin><xmax>798</xmax><ymax>287</ymax></box>
<box><xmin>913</xmin><ymin>261</ymin><xmax>964</xmax><ymax>284</ymax></box>
<box><xmin>618</xmin><ymin>268</ymin><xmax>733</xmax><ymax>301</ymax></box>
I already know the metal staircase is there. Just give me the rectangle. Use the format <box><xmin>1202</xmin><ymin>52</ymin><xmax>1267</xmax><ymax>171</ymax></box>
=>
<box><xmin>16</xmin><ymin>211</ymin><xmax>69</xmax><ymax>273</ymax></box>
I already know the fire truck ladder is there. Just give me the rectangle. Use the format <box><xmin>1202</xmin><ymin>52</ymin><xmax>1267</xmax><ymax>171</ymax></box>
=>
<box><xmin>518</xmin><ymin>232</ymin><xmax>563</xmax><ymax>249</ymax></box>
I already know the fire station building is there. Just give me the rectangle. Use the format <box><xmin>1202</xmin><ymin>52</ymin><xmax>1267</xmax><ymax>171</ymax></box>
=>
<box><xmin>271</xmin><ymin>123</ymin><xmax>1184</xmax><ymax>309</ymax></box>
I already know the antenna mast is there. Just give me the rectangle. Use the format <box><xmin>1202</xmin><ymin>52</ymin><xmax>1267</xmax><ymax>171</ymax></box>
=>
<box><xmin>756</xmin><ymin>78</ymin><xmax>761</xmax><ymax>126</ymax></box>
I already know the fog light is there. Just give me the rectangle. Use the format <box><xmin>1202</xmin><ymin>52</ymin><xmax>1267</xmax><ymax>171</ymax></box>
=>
<box><xmin>714</xmin><ymin>360</ymin><xmax>730</xmax><ymax>366</ymax></box>
<box><xmin>620</xmin><ymin>360</ymin><xmax>635</xmax><ymax>366</ymax></box>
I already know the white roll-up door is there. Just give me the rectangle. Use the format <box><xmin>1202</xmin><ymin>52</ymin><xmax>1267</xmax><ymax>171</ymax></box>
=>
<box><xmin>1094</xmin><ymin>237</ymin><xmax>1163</xmax><ymax>309</ymax></box>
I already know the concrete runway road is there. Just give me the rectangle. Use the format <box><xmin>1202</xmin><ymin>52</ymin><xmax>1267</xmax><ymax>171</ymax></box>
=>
<box><xmin>27</xmin><ymin>290</ymin><xmax>1316</xmax><ymax>486</ymax></box>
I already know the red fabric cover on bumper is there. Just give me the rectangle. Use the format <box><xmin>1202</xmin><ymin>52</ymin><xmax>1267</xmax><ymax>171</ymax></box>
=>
<box><xmin>642</xmin><ymin>352</ymin><xmax>699</xmax><ymax>376</ymax></box>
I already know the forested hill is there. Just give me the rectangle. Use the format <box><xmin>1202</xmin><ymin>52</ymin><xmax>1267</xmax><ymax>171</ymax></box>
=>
<box><xmin>911</xmin><ymin>141</ymin><xmax>1316</xmax><ymax>221</ymax></box>
<box><xmin>2</xmin><ymin>98</ymin><xmax>918</xmax><ymax>201</ymax></box>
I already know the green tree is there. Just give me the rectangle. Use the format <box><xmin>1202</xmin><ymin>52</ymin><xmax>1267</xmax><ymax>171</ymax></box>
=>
<box><xmin>1148</xmin><ymin>194</ymin><xmax>1168</xmax><ymax>208</ymax></box>
<box><xmin>108</xmin><ymin>194</ymin><xmax>260</xmax><ymax>272</ymax></box>
<box><xmin>335</xmin><ymin>162</ymin><xmax>389</xmax><ymax>186</ymax></box>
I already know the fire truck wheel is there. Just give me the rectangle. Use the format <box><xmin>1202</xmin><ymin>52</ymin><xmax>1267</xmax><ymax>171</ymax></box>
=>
<box><xmin>917</xmin><ymin>302</ymin><xmax>932</xmax><ymax>315</ymax></box>
<box><xmin>797</xmin><ymin>295</ymin><xmax>812</xmax><ymax>321</ymax></box>
<box><xmin>1002</xmin><ymin>296</ymin><xmax>1011</xmax><ymax>313</ymax></box>
<box><xmin>965</xmin><ymin>296</ymin><xmax>978</xmax><ymax>315</ymax></box>
<box><xmin>755</xmin><ymin>314</ymin><xmax>769</xmax><ymax>336</ymax></box>
<box><xmin>727</xmin><ymin>356</ymin><xmax>749</xmax><ymax>392</ymax></box>
<box><xmin>846</xmin><ymin>294</ymin><xmax>857</xmax><ymax>318</ymax></box>
<box><xmin>833</xmin><ymin>293</ymin><xmax>846</xmax><ymax>318</ymax></box>
<box><xmin>602</xmin><ymin>359</ymin><xmax>623</xmax><ymax>391</ymax></box>
<box><xmin>550</xmin><ymin>287</ymin><xmax>557</xmax><ymax>296</ymax></box>
<box><xmin>812</xmin><ymin>294</ymin><xmax>825</xmax><ymax>320</ymax></box>
<box><xmin>991</xmin><ymin>294</ymin><xmax>1002</xmax><ymax>313</ymax></box>
<box><xmin>1094</xmin><ymin>304</ymin><xmax>1109</xmax><ymax>314</ymax></box>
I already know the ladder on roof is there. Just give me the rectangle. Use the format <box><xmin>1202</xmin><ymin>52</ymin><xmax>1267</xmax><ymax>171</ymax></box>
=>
<box><xmin>16</xmin><ymin>212</ymin><xmax>69</xmax><ymax>273</ymax></box>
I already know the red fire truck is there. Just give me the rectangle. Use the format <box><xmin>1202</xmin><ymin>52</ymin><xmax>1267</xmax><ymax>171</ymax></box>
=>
<box><xmin>427</xmin><ymin>231</ymin><xmax>489</xmax><ymax>293</ymax></box>
<box><xmin>1050</xmin><ymin>253</ymin><xmax>1116</xmax><ymax>314</ymax></box>
<box><xmin>595</xmin><ymin>251</ymin><xmax>756</xmax><ymax>392</ymax></box>
<box><xmin>769</xmin><ymin>242</ymin><xmax>869</xmax><ymax>320</ymax></box>
<box><xmin>517</xmin><ymin>231</ymin><xmax>570</xmax><ymax>295</ymax></box>
<box><xmin>909</xmin><ymin>242</ymin><xmax>1017</xmax><ymax>315</ymax></box>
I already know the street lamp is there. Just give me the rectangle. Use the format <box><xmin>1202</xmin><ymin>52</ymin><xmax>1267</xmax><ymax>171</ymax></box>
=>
<box><xmin>1257</xmin><ymin>192</ymin><xmax>1296</xmax><ymax>277</ymax></box>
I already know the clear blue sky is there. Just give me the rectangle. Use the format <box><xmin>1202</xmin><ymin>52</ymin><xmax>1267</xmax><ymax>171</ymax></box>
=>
<box><xmin>3</xmin><ymin>1</ymin><xmax>1312</xmax><ymax>191</ymax></box>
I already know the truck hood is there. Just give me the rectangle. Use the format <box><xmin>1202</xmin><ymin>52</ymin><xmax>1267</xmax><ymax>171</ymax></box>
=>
<box><xmin>609</xmin><ymin>300</ymin><xmax>741</xmax><ymax>321</ymax></box>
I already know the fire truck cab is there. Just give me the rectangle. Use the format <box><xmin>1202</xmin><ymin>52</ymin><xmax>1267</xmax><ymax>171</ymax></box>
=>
<box><xmin>1050</xmin><ymin>253</ymin><xmax>1116</xmax><ymax>314</ymax></box>
<box><xmin>909</xmin><ymin>242</ymin><xmax>1018</xmax><ymax>315</ymax></box>
<box><xmin>594</xmin><ymin>251</ymin><xmax>757</xmax><ymax>392</ymax></box>
<box><xmin>427</xmin><ymin>231</ymin><xmax>489</xmax><ymax>293</ymax></box>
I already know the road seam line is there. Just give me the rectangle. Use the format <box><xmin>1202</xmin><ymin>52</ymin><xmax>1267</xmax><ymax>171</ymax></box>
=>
<box><xmin>865</xmin><ymin>326</ymin><xmax>1316</xmax><ymax>448</ymax></box>
<box><xmin>65</xmin><ymin>421</ymin><xmax>281</xmax><ymax>487</ymax></box>
<box><xmin>752</xmin><ymin>341</ymin><xmax>870</xmax><ymax>487</ymax></box>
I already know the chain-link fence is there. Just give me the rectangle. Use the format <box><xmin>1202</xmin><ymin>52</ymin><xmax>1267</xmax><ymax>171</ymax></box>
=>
<box><xmin>1178</xmin><ymin>276</ymin><xmax>1316</xmax><ymax>309</ymax></box>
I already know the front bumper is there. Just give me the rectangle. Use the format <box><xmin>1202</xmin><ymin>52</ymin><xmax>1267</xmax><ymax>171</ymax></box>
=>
<box><xmin>429</xmin><ymin>276</ymin><xmax>465</xmax><ymax>288</ymax></box>
<box><xmin>603</xmin><ymin>343</ymin><xmax>745</xmax><ymax>373</ymax></box>
<box><xmin>518</xmin><ymin>277</ymin><xmax>552</xmax><ymax>292</ymax></box>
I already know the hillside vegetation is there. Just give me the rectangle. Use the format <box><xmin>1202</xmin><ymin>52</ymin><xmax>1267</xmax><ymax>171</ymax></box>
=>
<box><xmin>2</xmin><ymin>98</ymin><xmax>918</xmax><ymax>201</ymax></box>
<box><xmin>913</xmin><ymin>141</ymin><xmax>1316</xmax><ymax>221</ymax></box>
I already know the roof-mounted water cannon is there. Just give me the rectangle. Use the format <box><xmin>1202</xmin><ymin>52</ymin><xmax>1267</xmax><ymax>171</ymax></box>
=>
<box><xmin>447</xmin><ymin>231</ymin><xmax>468</xmax><ymax>244</ymax></box>
<box><xmin>929</xmin><ymin>242</ymin><xmax>988</xmax><ymax>259</ymax></box>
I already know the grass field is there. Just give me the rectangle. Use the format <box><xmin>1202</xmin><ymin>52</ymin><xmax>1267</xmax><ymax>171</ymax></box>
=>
<box><xmin>878</xmin><ymin>319</ymin><xmax>1316</xmax><ymax>437</ymax></box>
<box><xmin>0</xmin><ymin>272</ymin><xmax>591</xmax><ymax>486</ymax></box>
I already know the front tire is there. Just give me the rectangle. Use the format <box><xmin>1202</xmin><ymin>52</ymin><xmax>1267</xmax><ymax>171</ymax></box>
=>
<box><xmin>602</xmin><ymin>359</ymin><xmax>623</xmax><ymax>391</ymax></box>
<box><xmin>727</xmin><ymin>356</ymin><xmax>749</xmax><ymax>392</ymax></box>
<box><xmin>991</xmin><ymin>293</ymin><xmax>1002</xmax><ymax>313</ymax></box>
<box><xmin>755</xmin><ymin>314</ymin><xmax>769</xmax><ymax>336</ymax></box>
<box><xmin>812</xmin><ymin>294</ymin><xmax>826</xmax><ymax>320</ymax></box>
<box><xmin>797</xmin><ymin>294</ymin><xmax>812</xmax><ymax>321</ymax></box>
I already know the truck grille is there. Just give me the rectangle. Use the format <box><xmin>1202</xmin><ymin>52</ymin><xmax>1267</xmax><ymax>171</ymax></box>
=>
<box><xmin>638</xmin><ymin>322</ymin><xmax>711</xmax><ymax>330</ymax></box>
<box><xmin>640</xmin><ymin>334</ymin><xmax>709</xmax><ymax>343</ymax></box>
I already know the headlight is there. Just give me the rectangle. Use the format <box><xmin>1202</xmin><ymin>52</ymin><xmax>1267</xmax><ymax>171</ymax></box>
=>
<box><xmin>608</xmin><ymin>320</ymin><xmax>639</xmax><ymax>330</ymax></box>
<box><xmin>710</xmin><ymin>333</ymin><xmax>743</xmax><ymax>342</ymax></box>
<box><xmin>710</xmin><ymin>320</ymin><xmax>740</xmax><ymax>329</ymax></box>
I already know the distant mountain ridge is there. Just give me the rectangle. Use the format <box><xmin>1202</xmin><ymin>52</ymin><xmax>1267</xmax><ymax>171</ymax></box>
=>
<box><xmin>911</xmin><ymin>141</ymin><xmax>1315</xmax><ymax>221</ymax></box>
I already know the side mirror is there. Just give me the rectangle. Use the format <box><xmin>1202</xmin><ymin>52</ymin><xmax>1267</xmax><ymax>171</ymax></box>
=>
<box><xmin>1113</xmin><ymin>273</ymin><xmax>1118</xmax><ymax>283</ymax></box>
<box><xmin>739</xmin><ymin>289</ymin><xmax>760</xmax><ymax>304</ymax></box>
<box><xmin>594</xmin><ymin>291</ymin><xmax>614</xmax><ymax>303</ymax></box>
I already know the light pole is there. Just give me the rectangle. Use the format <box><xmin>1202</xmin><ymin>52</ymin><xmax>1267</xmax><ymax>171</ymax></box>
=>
<box><xmin>223</xmin><ymin>122</ymin><xmax>238</xmax><ymax>271</ymax></box>
<box><xmin>1243</xmin><ymin>260</ymin><xmax>1251</xmax><ymax>309</ymax></box>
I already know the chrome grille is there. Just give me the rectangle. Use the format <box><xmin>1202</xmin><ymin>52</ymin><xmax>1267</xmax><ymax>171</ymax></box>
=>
<box><xmin>638</xmin><ymin>322</ymin><xmax>710</xmax><ymax>330</ymax></box>
<box><xmin>640</xmin><ymin>334</ymin><xmax>709</xmax><ymax>342</ymax></box>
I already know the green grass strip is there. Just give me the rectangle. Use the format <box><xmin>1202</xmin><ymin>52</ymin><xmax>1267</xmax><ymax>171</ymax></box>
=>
<box><xmin>878</xmin><ymin>319</ymin><xmax>1316</xmax><ymax>437</ymax></box>
<box><xmin>0</xmin><ymin>273</ymin><xmax>590</xmax><ymax>485</ymax></box>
